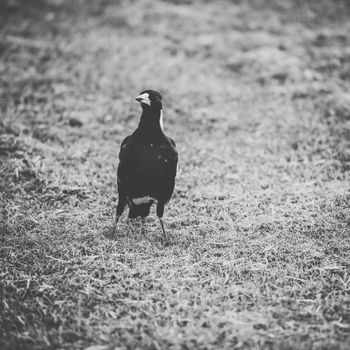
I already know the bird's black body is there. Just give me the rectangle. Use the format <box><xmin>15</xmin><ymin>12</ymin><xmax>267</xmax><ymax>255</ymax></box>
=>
<box><xmin>114</xmin><ymin>90</ymin><xmax>178</xmax><ymax>241</ymax></box>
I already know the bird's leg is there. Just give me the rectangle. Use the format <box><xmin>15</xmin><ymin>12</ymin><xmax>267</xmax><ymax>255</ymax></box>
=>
<box><xmin>113</xmin><ymin>195</ymin><xmax>126</xmax><ymax>234</ymax></box>
<box><xmin>157</xmin><ymin>203</ymin><xmax>169</xmax><ymax>244</ymax></box>
<box><xmin>158</xmin><ymin>217</ymin><xmax>169</xmax><ymax>244</ymax></box>
<box><xmin>140</xmin><ymin>217</ymin><xmax>147</xmax><ymax>235</ymax></box>
<box><xmin>112</xmin><ymin>214</ymin><xmax>121</xmax><ymax>235</ymax></box>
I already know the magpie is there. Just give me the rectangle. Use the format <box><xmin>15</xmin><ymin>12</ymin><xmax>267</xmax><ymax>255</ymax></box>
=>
<box><xmin>113</xmin><ymin>90</ymin><xmax>178</xmax><ymax>243</ymax></box>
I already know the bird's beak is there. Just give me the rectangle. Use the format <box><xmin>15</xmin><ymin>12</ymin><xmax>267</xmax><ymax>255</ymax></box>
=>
<box><xmin>135</xmin><ymin>93</ymin><xmax>151</xmax><ymax>106</ymax></box>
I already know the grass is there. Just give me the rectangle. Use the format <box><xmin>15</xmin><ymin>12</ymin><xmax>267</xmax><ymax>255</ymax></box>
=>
<box><xmin>1</xmin><ymin>0</ymin><xmax>350</xmax><ymax>349</ymax></box>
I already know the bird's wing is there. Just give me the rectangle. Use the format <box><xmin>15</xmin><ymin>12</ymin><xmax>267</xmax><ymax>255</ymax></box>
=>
<box><xmin>117</xmin><ymin>135</ymin><xmax>132</xmax><ymax>187</ymax></box>
<box><xmin>119</xmin><ymin>135</ymin><xmax>131</xmax><ymax>155</ymax></box>
<box><xmin>167</xmin><ymin>137</ymin><xmax>176</xmax><ymax>149</ymax></box>
<box><xmin>167</xmin><ymin>136</ymin><xmax>178</xmax><ymax>177</ymax></box>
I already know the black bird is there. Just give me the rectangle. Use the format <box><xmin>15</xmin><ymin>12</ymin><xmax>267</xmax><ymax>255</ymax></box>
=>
<box><xmin>113</xmin><ymin>90</ymin><xmax>178</xmax><ymax>242</ymax></box>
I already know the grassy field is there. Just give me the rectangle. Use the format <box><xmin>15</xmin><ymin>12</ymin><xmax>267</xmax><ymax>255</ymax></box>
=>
<box><xmin>1</xmin><ymin>0</ymin><xmax>350</xmax><ymax>349</ymax></box>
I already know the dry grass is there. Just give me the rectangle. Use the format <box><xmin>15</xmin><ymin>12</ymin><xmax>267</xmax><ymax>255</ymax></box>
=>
<box><xmin>1</xmin><ymin>0</ymin><xmax>350</xmax><ymax>349</ymax></box>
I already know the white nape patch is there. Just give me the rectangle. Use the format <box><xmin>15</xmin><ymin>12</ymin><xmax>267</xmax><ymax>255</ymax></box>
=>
<box><xmin>132</xmin><ymin>196</ymin><xmax>156</xmax><ymax>205</ymax></box>
<box><xmin>159</xmin><ymin>110</ymin><xmax>164</xmax><ymax>131</ymax></box>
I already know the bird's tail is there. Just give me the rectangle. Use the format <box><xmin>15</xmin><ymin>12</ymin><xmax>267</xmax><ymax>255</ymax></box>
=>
<box><xmin>128</xmin><ymin>203</ymin><xmax>152</xmax><ymax>219</ymax></box>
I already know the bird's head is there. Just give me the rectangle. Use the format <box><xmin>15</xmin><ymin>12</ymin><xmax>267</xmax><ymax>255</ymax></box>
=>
<box><xmin>135</xmin><ymin>90</ymin><xmax>162</xmax><ymax>110</ymax></box>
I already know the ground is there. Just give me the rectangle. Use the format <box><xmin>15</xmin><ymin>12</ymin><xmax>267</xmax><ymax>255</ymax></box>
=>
<box><xmin>0</xmin><ymin>0</ymin><xmax>350</xmax><ymax>349</ymax></box>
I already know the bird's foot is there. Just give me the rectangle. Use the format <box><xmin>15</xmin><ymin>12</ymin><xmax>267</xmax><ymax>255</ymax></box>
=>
<box><xmin>111</xmin><ymin>215</ymin><xmax>121</xmax><ymax>236</ymax></box>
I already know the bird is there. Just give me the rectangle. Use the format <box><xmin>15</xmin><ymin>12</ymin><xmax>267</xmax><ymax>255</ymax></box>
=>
<box><xmin>113</xmin><ymin>90</ymin><xmax>178</xmax><ymax>243</ymax></box>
